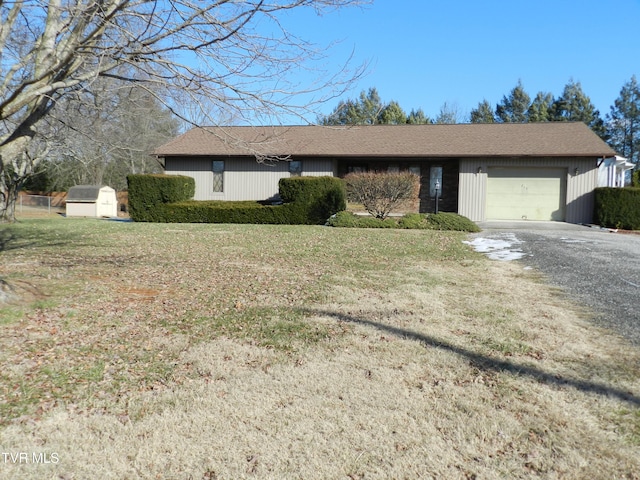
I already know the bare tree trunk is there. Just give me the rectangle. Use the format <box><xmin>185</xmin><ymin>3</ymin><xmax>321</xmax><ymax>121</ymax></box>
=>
<box><xmin>0</xmin><ymin>172</ymin><xmax>21</xmax><ymax>223</ymax></box>
<box><xmin>0</xmin><ymin>137</ymin><xmax>33</xmax><ymax>223</ymax></box>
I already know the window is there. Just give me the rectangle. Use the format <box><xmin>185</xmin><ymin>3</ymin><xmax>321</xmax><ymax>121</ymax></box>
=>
<box><xmin>289</xmin><ymin>160</ymin><xmax>302</xmax><ymax>177</ymax></box>
<box><xmin>409</xmin><ymin>165</ymin><xmax>421</xmax><ymax>176</ymax></box>
<box><xmin>429</xmin><ymin>166</ymin><xmax>442</xmax><ymax>198</ymax></box>
<box><xmin>212</xmin><ymin>160</ymin><xmax>224</xmax><ymax>192</ymax></box>
<box><xmin>387</xmin><ymin>164</ymin><xmax>399</xmax><ymax>173</ymax></box>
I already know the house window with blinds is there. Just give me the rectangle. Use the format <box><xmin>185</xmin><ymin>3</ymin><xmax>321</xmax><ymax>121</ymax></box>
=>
<box><xmin>288</xmin><ymin>160</ymin><xmax>302</xmax><ymax>176</ymax></box>
<box><xmin>212</xmin><ymin>160</ymin><xmax>224</xmax><ymax>192</ymax></box>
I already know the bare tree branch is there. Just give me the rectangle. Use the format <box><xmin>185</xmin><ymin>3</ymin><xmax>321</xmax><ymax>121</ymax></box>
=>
<box><xmin>0</xmin><ymin>0</ymin><xmax>371</xmax><ymax>221</ymax></box>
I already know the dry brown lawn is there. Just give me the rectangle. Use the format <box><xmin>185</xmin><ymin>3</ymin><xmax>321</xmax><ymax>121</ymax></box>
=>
<box><xmin>0</xmin><ymin>218</ymin><xmax>639</xmax><ymax>479</ymax></box>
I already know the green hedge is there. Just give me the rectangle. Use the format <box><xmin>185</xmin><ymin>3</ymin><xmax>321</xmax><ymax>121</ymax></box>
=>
<box><xmin>594</xmin><ymin>187</ymin><xmax>640</xmax><ymax>230</ymax></box>
<box><xmin>151</xmin><ymin>201</ymin><xmax>292</xmax><ymax>224</ymax></box>
<box><xmin>278</xmin><ymin>176</ymin><xmax>347</xmax><ymax>224</ymax></box>
<box><xmin>128</xmin><ymin>174</ymin><xmax>195</xmax><ymax>222</ymax></box>
<box><xmin>128</xmin><ymin>175</ymin><xmax>346</xmax><ymax>225</ymax></box>
<box><xmin>327</xmin><ymin>211</ymin><xmax>481</xmax><ymax>232</ymax></box>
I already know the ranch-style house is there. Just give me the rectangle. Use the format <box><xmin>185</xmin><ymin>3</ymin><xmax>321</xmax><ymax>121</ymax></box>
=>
<box><xmin>154</xmin><ymin>122</ymin><xmax>617</xmax><ymax>224</ymax></box>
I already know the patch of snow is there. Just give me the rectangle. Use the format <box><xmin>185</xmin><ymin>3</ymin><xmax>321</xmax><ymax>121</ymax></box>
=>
<box><xmin>463</xmin><ymin>233</ymin><xmax>526</xmax><ymax>261</ymax></box>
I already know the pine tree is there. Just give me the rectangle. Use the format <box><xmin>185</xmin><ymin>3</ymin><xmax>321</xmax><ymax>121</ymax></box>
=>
<box><xmin>319</xmin><ymin>87</ymin><xmax>385</xmax><ymax>125</ymax></box>
<box><xmin>470</xmin><ymin>99</ymin><xmax>496</xmax><ymax>123</ymax></box>
<box><xmin>607</xmin><ymin>75</ymin><xmax>640</xmax><ymax>166</ymax></box>
<box><xmin>495</xmin><ymin>80</ymin><xmax>531</xmax><ymax>123</ymax></box>
<box><xmin>320</xmin><ymin>88</ymin><xmax>430</xmax><ymax>125</ymax></box>
<box><xmin>527</xmin><ymin>92</ymin><xmax>554</xmax><ymax>122</ymax></box>
<box><xmin>407</xmin><ymin>108</ymin><xmax>432</xmax><ymax>125</ymax></box>
<box><xmin>379</xmin><ymin>101</ymin><xmax>408</xmax><ymax>125</ymax></box>
<box><xmin>551</xmin><ymin>80</ymin><xmax>606</xmax><ymax>138</ymax></box>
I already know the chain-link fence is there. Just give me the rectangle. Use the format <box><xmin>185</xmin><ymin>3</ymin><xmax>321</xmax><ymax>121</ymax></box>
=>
<box><xmin>18</xmin><ymin>194</ymin><xmax>65</xmax><ymax>215</ymax></box>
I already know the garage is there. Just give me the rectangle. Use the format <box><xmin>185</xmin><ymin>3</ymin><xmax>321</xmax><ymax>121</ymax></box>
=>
<box><xmin>486</xmin><ymin>167</ymin><xmax>567</xmax><ymax>221</ymax></box>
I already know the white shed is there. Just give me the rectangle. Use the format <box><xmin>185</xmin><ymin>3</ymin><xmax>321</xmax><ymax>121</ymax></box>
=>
<box><xmin>66</xmin><ymin>185</ymin><xmax>118</xmax><ymax>218</ymax></box>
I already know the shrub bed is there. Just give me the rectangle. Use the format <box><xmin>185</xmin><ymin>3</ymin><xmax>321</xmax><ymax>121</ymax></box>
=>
<box><xmin>327</xmin><ymin>211</ymin><xmax>480</xmax><ymax>232</ymax></box>
<box><xmin>594</xmin><ymin>187</ymin><xmax>640</xmax><ymax>230</ymax></box>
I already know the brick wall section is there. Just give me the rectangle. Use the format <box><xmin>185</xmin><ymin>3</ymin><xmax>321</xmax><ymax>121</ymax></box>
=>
<box><xmin>337</xmin><ymin>159</ymin><xmax>459</xmax><ymax>214</ymax></box>
<box><xmin>418</xmin><ymin>161</ymin><xmax>459</xmax><ymax>214</ymax></box>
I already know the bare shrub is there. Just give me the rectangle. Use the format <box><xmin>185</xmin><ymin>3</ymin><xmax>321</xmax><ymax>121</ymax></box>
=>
<box><xmin>344</xmin><ymin>171</ymin><xmax>420</xmax><ymax>219</ymax></box>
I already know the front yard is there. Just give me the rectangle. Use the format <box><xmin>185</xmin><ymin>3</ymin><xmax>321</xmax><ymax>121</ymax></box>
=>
<box><xmin>0</xmin><ymin>218</ymin><xmax>639</xmax><ymax>479</ymax></box>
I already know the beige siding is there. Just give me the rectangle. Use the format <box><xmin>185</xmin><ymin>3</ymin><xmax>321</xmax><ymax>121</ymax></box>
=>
<box><xmin>298</xmin><ymin>158</ymin><xmax>337</xmax><ymax>177</ymax></box>
<box><xmin>458</xmin><ymin>160</ymin><xmax>487</xmax><ymax>222</ymax></box>
<box><xmin>459</xmin><ymin>157</ymin><xmax>598</xmax><ymax>224</ymax></box>
<box><xmin>225</xmin><ymin>159</ymin><xmax>288</xmax><ymax>201</ymax></box>
<box><xmin>66</xmin><ymin>202</ymin><xmax>97</xmax><ymax>217</ymax></box>
<box><xmin>165</xmin><ymin>157</ymin><xmax>334</xmax><ymax>201</ymax></box>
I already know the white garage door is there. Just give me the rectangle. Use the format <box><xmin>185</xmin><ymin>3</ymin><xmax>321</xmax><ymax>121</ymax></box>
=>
<box><xmin>486</xmin><ymin>168</ymin><xmax>567</xmax><ymax>221</ymax></box>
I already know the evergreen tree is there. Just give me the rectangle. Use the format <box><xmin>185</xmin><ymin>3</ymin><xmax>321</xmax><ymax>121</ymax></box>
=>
<box><xmin>319</xmin><ymin>87</ymin><xmax>384</xmax><ymax>125</ymax></box>
<box><xmin>551</xmin><ymin>80</ymin><xmax>606</xmax><ymax>138</ymax></box>
<box><xmin>607</xmin><ymin>76</ymin><xmax>640</xmax><ymax>167</ymax></box>
<box><xmin>527</xmin><ymin>92</ymin><xmax>554</xmax><ymax>122</ymax></box>
<box><xmin>320</xmin><ymin>88</ymin><xmax>430</xmax><ymax>125</ymax></box>
<box><xmin>357</xmin><ymin>87</ymin><xmax>385</xmax><ymax>124</ymax></box>
<box><xmin>470</xmin><ymin>100</ymin><xmax>496</xmax><ymax>123</ymax></box>
<box><xmin>407</xmin><ymin>108</ymin><xmax>432</xmax><ymax>125</ymax></box>
<box><xmin>379</xmin><ymin>101</ymin><xmax>408</xmax><ymax>125</ymax></box>
<box><xmin>495</xmin><ymin>80</ymin><xmax>531</xmax><ymax>123</ymax></box>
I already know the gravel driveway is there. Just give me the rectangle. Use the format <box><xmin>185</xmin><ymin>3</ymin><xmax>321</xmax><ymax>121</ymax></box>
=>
<box><xmin>471</xmin><ymin>221</ymin><xmax>640</xmax><ymax>345</ymax></box>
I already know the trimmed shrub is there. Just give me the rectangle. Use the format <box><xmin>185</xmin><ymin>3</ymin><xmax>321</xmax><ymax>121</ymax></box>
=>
<box><xmin>153</xmin><ymin>201</ymin><xmax>293</xmax><ymax>224</ymax></box>
<box><xmin>326</xmin><ymin>211</ymin><xmax>360</xmax><ymax>228</ymax></box>
<box><xmin>594</xmin><ymin>187</ymin><xmax>640</xmax><ymax>230</ymax></box>
<box><xmin>279</xmin><ymin>176</ymin><xmax>347</xmax><ymax>224</ymax></box>
<box><xmin>344</xmin><ymin>172</ymin><xmax>419</xmax><ymax>219</ymax></box>
<box><xmin>327</xmin><ymin>211</ymin><xmax>480</xmax><ymax>232</ymax></box>
<box><xmin>129</xmin><ymin>174</ymin><xmax>345</xmax><ymax>224</ymax></box>
<box><xmin>128</xmin><ymin>174</ymin><xmax>195</xmax><ymax>222</ymax></box>
<box><xmin>397</xmin><ymin>213</ymin><xmax>431</xmax><ymax>229</ymax></box>
<box><xmin>327</xmin><ymin>211</ymin><xmax>396</xmax><ymax>228</ymax></box>
<box><xmin>424</xmin><ymin>212</ymin><xmax>481</xmax><ymax>232</ymax></box>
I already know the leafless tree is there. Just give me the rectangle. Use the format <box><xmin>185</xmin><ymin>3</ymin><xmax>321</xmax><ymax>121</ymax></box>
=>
<box><xmin>35</xmin><ymin>78</ymin><xmax>180</xmax><ymax>191</ymax></box>
<box><xmin>345</xmin><ymin>171</ymin><xmax>420</xmax><ymax>219</ymax></box>
<box><xmin>435</xmin><ymin>101</ymin><xmax>465</xmax><ymax>124</ymax></box>
<box><xmin>0</xmin><ymin>0</ymin><xmax>369</xmax><ymax>222</ymax></box>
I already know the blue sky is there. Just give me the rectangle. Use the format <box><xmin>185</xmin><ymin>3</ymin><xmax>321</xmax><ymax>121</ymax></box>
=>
<box><xmin>278</xmin><ymin>0</ymin><xmax>640</xmax><ymax>123</ymax></box>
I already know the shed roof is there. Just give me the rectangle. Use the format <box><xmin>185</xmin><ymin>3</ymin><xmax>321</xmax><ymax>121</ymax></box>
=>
<box><xmin>66</xmin><ymin>185</ymin><xmax>113</xmax><ymax>202</ymax></box>
<box><xmin>154</xmin><ymin>123</ymin><xmax>616</xmax><ymax>159</ymax></box>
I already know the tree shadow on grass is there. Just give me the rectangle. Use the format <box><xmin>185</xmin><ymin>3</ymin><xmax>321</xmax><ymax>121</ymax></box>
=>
<box><xmin>0</xmin><ymin>221</ymin><xmax>87</xmax><ymax>254</ymax></box>
<box><xmin>305</xmin><ymin>308</ymin><xmax>640</xmax><ymax>407</ymax></box>
<box><xmin>0</xmin><ymin>223</ymin><xmax>79</xmax><ymax>303</ymax></box>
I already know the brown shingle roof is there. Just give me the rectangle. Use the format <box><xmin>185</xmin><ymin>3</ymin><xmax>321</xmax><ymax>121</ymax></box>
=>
<box><xmin>154</xmin><ymin>123</ymin><xmax>616</xmax><ymax>158</ymax></box>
